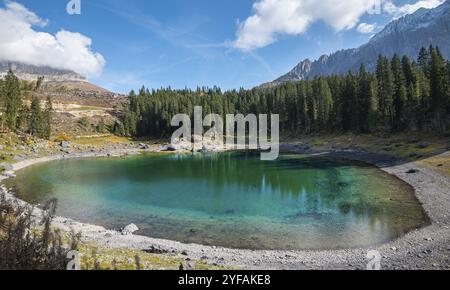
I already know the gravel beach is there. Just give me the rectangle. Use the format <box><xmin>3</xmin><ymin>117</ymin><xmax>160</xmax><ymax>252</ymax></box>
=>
<box><xmin>1</xmin><ymin>146</ymin><xmax>449</xmax><ymax>270</ymax></box>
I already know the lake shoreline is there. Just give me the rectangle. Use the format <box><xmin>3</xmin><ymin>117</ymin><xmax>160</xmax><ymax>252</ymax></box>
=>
<box><xmin>1</xmin><ymin>145</ymin><xmax>449</xmax><ymax>270</ymax></box>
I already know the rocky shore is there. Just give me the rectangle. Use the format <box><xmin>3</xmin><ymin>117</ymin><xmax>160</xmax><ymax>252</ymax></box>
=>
<box><xmin>1</xmin><ymin>144</ymin><xmax>449</xmax><ymax>270</ymax></box>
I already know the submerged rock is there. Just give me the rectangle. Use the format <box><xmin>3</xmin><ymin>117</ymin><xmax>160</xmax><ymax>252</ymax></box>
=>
<box><xmin>121</xmin><ymin>223</ymin><xmax>139</xmax><ymax>235</ymax></box>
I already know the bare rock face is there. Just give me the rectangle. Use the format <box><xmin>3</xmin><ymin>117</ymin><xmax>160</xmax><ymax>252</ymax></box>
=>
<box><xmin>271</xmin><ymin>0</ymin><xmax>450</xmax><ymax>85</ymax></box>
<box><xmin>0</xmin><ymin>61</ymin><xmax>87</xmax><ymax>83</ymax></box>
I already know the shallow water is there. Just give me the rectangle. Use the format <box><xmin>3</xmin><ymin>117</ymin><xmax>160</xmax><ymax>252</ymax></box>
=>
<box><xmin>6</xmin><ymin>152</ymin><xmax>429</xmax><ymax>250</ymax></box>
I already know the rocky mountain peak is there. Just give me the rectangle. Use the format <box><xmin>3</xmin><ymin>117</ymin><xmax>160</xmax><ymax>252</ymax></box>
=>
<box><xmin>0</xmin><ymin>61</ymin><xmax>87</xmax><ymax>83</ymax></box>
<box><xmin>270</xmin><ymin>0</ymin><xmax>450</xmax><ymax>85</ymax></box>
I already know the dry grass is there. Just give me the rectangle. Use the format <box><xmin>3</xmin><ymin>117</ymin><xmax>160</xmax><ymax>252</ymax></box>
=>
<box><xmin>417</xmin><ymin>155</ymin><xmax>450</xmax><ymax>177</ymax></box>
<box><xmin>76</xmin><ymin>242</ymin><xmax>228</xmax><ymax>270</ymax></box>
<box><xmin>72</xmin><ymin>135</ymin><xmax>132</xmax><ymax>147</ymax></box>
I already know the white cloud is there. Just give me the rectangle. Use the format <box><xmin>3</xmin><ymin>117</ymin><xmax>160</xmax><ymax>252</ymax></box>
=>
<box><xmin>357</xmin><ymin>22</ymin><xmax>377</xmax><ymax>33</ymax></box>
<box><xmin>233</xmin><ymin>0</ymin><xmax>381</xmax><ymax>51</ymax></box>
<box><xmin>383</xmin><ymin>0</ymin><xmax>445</xmax><ymax>17</ymax></box>
<box><xmin>234</xmin><ymin>0</ymin><xmax>447</xmax><ymax>51</ymax></box>
<box><xmin>0</xmin><ymin>1</ymin><xmax>105</xmax><ymax>77</ymax></box>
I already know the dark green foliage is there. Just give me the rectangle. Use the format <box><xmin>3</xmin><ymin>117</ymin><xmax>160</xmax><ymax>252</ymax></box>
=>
<box><xmin>0</xmin><ymin>72</ymin><xmax>51</xmax><ymax>138</ymax></box>
<box><xmin>376</xmin><ymin>55</ymin><xmax>394</xmax><ymax>131</ymax></box>
<box><xmin>446</xmin><ymin>61</ymin><xmax>450</xmax><ymax>114</ymax></box>
<box><xmin>28</xmin><ymin>96</ymin><xmax>42</xmax><ymax>136</ymax></box>
<box><xmin>429</xmin><ymin>47</ymin><xmax>447</xmax><ymax>132</ymax></box>
<box><xmin>78</xmin><ymin>116</ymin><xmax>90</xmax><ymax>129</ymax></box>
<box><xmin>35</xmin><ymin>76</ymin><xmax>44</xmax><ymax>92</ymax></box>
<box><xmin>27</xmin><ymin>96</ymin><xmax>52</xmax><ymax>139</ymax></box>
<box><xmin>43</xmin><ymin>96</ymin><xmax>53</xmax><ymax>139</ymax></box>
<box><xmin>357</xmin><ymin>64</ymin><xmax>376</xmax><ymax>133</ymax></box>
<box><xmin>2</xmin><ymin>70</ymin><xmax>23</xmax><ymax>130</ymax></box>
<box><xmin>391</xmin><ymin>54</ymin><xmax>407</xmax><ymax>131</ymax></box>
<box><xmin>116</xmin><ymin>47</ymin><xmax>449</xmax><ymax>137</ymax></box>
<box><xmin>96</xmin><ymin>117</ymin><xmax>106</xmax><ymax>133</ymax></box>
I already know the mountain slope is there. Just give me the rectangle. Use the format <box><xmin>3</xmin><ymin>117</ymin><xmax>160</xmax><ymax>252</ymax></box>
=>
<box><xmin>272</xmin><ymin>0</ymin><xmax>450</xmax><ymax>84</ymax></box>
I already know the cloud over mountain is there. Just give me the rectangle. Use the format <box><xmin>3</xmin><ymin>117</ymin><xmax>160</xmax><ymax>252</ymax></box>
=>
<box><xmin>0</xmin><ymin>1</ymin><xmax>105</xmax><ymax>77</ymax></box>
<box><xmin>384</xmin><ymin>0</ymin><xmax>445</xmax><ymax>17</ymax></box>
<box><xmin>234</xmin><ymin>0</ymin><xmax>447</xmax><ymax>51</ymax></box>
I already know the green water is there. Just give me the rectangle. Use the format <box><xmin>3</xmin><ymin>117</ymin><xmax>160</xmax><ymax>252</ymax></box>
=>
<box><xmin>6</xmin><ymin>152</ymin><xmax>429</xmax><ymax>250</ymax></box>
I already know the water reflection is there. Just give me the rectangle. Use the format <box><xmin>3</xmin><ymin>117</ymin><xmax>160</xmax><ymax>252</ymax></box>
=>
<box><xmin>5</xmin><ymin>152</ymin><xmax>429</xmax><ymax>250</ymax></box>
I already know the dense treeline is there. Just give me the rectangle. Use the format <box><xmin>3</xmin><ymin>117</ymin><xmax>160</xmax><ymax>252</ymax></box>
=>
<box><xmin>115</xmin><ymin>46</ymin><xmax>447</xmax><ymax>137</ymax></box>
<box><xmin>0</xmin><ymin>71</ymin><xmax>52</xmax><ymax>139</ymax></box>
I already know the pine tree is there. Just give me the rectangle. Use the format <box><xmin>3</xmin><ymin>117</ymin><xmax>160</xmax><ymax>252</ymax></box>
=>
<box><xmin>3</xmin><ymin>70</ymin><xmax>23</xmax><ymax>130</ymax></box>
<box><xmin>358</xmin><ymin>64</ymin><xmax>376</xmax><ymax>132</ymax></box>
<box><xmin>429</xmin><ymin>46</ymin><xmax>447</xmax><ymax>132</ymax></box>
<box><xmin>341</xmin><ymin>71</ymin><xmax>357</xmax><ymax>131</ymax></box>
<box><xmin>112</xmin><ymin>121</ymin><xmax>125</xmax><ymax>136</ymax></box>
<box><xmin>114</xmin><ymin>48</ymin><xmax>448</xmax><ymax>137</ymax></box>
<box><xmin>42</xmin><ymin>96</ymin><xmax>53</xmax><ymax>139</ymax></box>
<box><xmin>29</xmin><ymin>96</ymin><xmax>42</xmax><ymax>137</ymax></box>
<box><xmin>417</xmin><ymin>47</ymin><xmax>430</xmax><ymax>75</ymax></box>
<box><xmin>376</xmin><ymin>55</ymin><xmax>394</xmax><ymax>131</ymax></box>
<box><xmin>313</xmin><ymin>77</ymin><xmax>333</xmax><ymax>130</ymax></box>
<box><xmin>402</xmin><ymin>56</ymin><xmax>419</xmax><ymax>130</ymax></box>
<box><xmin>446</xmin><ymin>61</ymin><xmax>450</xmax><ymax>115</ymax></box>
<box><xmin>35</xmin><ymin>76</ymin><xmax>44</xmax><ymax>92</ymax></box>
<box><xmin>391</xmin><ymin>54</ymin><xmax>407</xmax><ymax>131</ymax></box>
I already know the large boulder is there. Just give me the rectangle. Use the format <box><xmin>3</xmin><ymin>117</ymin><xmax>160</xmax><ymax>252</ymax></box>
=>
<box><xmin>3</xmin><ymin>171</ymin><xmax>16</xmax><ymax>178</ymax></box>
<box><xmin>121</xmin><ymin>223</ymin><xmax>139</xmax><ymax>235</ymax></box>
<box><xmin>60</xmin><ymin>141</ymin><xmax>71</xmax><ymax>149</ymax></box>
<box><xmin>166</xmin><ymin>145</ymin><xmax>177</xmax><ymax>151</ymax></box>
<box><xmin>139</xmin><ymin>143</ymin><xmax>150</xmax><ymax>150</ymax></box>
<box><xmin>416</xmin><ymin>142</ymin><xmax>430</xmax><ymax>149</ymax></box>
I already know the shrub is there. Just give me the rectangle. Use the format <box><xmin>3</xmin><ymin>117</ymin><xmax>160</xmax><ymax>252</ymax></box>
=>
<box><xmin>78</xmin><ymin>117</ymin><xmax>91</xmax><ymax>129</ymax></box>
<box><xmin>0</xmin><ymin>195</ymin><xmax>79</xmax><ymax>270</ymax></box>
<box><xmin>54</xmin><ymin>133</ymin><xmax>71</xmax><ymax>143</ymax></box>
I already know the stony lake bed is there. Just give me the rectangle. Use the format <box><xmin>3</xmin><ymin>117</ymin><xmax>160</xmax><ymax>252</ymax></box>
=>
<box><xmin>1</xmin><ymin>137</ymin><xmax>449</xmax><ymax>270</ymax></box>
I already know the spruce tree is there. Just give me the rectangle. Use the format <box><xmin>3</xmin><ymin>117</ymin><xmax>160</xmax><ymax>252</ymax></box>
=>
<box><xmin>113</xmin><ymin>48</ymin><xmax>448</xmax><ymax>137</ymax></box>
<box><xmin>341</xmin><ymin>72</ymin><xmax>357</xmax><ymax>131</ymax></box>
<box><xmin>313</xmin><ymin>77</ymin><xmax>333</xmax><ymax>130</ymax></box>
<box><xmin>402</xmin><ymin>56</ymin><xmax>419</xmax><ymax>130</ymax></box>
<box><xmin>417</xmin><ymin>47</ymin><xmax>430</xmax><ymax>75</ymax></box>
<box><xmin>429</xmin><ymin>46</ymin><xmax>447</xmax><ymax>132</ymax></box>
<box><xmin>3</xmin><ymin>70</ymin><xmax>23</xmax><ymax>130</ymax></box>
<box><xmin>446</xmin><ymin>61</ymin><xmax>450</xmax><ymax>115</ymax></box>
<box><xmin>376</xmin><ymin>55</ymin><xmax>394</xmax><ymax>131</ymax></box>
<box><xmin>358</xmin><ymin>64</ymin><xmax>375</xmax><ymax>132</ymax></box>
<box><xmin>391</xmin><ymin>54</ymin><xmax>407</xmax><ymax>131</ymax></box>
<box><xmin>29</xmin><ymin>96</ymin><xmax>42</xmax><ymax>137</ymax></box>
<box><xmin>42</xmin><ymin>96</ymin><xmax>53</xmax><ymax>139</ymax></box>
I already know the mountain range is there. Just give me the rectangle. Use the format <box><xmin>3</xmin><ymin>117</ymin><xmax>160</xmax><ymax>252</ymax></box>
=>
<box><xmin>0</xmin><ymin>61</ymin><xmax>86</xmax><ymax>83</ymax></box>
<box><xmin>1</xmin><ymin>1</ymin><xmax>450</xmax><ymax>89</ymax></box>
<box><xmin>270</xmin><ymin>0</ymin><xmax>450</xmax><ymax>85</ymax></box>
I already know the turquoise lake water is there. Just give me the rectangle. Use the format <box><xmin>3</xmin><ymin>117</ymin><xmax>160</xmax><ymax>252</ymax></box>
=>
<box><xmin>6</xmin><ymin>152</ymin><xmax>429</xmax><ymax>250</ymax></box>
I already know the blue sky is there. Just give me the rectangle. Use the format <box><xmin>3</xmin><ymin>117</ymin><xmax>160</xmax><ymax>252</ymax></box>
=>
<box><xmin>0</xmin><ymin>0</ymin><xmax>444</xmax><ymax>93</ymax></box>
